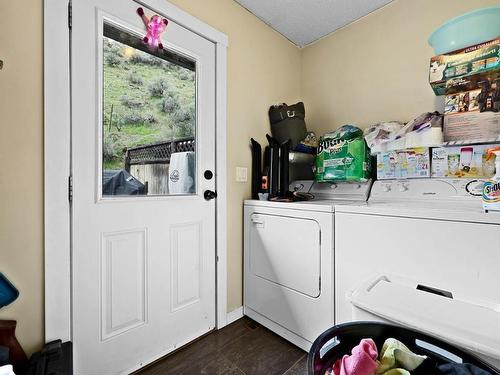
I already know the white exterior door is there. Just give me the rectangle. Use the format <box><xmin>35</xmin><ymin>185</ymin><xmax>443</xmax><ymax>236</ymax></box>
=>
<box><xmin>71</xmin><ymin>0</ymin><xmax>216</xmax><ymax>373</ymax></box>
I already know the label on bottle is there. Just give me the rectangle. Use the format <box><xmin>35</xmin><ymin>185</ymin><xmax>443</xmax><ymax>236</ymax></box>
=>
<box><xmin>483</xmin><ymin>180</ymin><xmax>500</xmax><ymax>204</ymax></box>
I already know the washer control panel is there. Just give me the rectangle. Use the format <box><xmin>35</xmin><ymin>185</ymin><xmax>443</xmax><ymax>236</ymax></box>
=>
<box><xmin>370</xmin><ymin>178</ymin><xmax>485</xmax><ymax>202</ymax></box>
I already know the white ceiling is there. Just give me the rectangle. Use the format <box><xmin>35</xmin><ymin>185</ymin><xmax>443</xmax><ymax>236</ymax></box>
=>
<box><xmin>234</xmin><ymin>0</ymin><xmax>394</xmax><ymax>47</ymax></box>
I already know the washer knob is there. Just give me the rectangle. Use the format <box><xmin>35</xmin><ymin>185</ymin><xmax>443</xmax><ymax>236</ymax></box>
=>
<box><xmin>399</xmin><ymin>183</ymin><xmax>408</xmax><ymax>192</ymax></box>
<box><xmin>382</xmin><ymin>185</ymin><xmax>391</xmax><ymax>192</ymax></box>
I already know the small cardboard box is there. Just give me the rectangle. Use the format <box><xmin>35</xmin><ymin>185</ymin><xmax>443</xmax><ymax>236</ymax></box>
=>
<box><xmin>431</xmin><ymin>144</ymin><xmax>496</xmax><ymax>178</ymax></box>
<box><xmin>376</xmin><ymin>148</ymin><xmax>431</xmax><ymax>180</ymax></box>
<box><xmin>429</xmin><ymin>38</ymin><xmax>500</xmax><ymax>95</ymax></box>
<box><xmin>445</xmin><ymin>70</ymin><xmax>500</xmax><ymax>94</ymax></box>
<box><xmin>443</xmin><ymin>111</ymin><xmax>500</xmax><ymax>142</ymax></box>
<box><xmin>444</xmin><ymin>84</ymin><xmax>500</xmax><ymax>142</ymax></box>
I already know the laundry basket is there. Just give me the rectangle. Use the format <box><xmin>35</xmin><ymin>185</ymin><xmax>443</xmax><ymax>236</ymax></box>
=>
<box><xmin>307</xmin><ymin>322</ymin><xmax>500</xmax><ymax>375</ymax></box>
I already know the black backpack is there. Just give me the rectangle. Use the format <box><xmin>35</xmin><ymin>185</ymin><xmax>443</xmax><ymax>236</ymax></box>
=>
<box><xmin>268</xmin><ymin>102</ymin><xmax>307</xmax><ymax>148</ymax></box>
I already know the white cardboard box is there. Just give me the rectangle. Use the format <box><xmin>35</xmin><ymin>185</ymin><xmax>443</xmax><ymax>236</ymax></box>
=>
<box><xmin>431</xmin><ymin>144</ymin><xmax>496</xmax><ymax>178</ymax></box>
<box><xmin>376</xmin><ymin>148</ymin><xmax>431</xmax><ymax>180</ymax></box>
<box><xmin>444</xmin><ymin>87</ymin><xmax>500</xmax><ymax>142</ymax></box>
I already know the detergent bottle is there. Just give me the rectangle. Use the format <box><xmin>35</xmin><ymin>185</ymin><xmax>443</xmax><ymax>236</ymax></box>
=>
<box><xmin>483</xmin><ymin>147</ymin><xmax>500</xmax><ymax>212</ymax></box>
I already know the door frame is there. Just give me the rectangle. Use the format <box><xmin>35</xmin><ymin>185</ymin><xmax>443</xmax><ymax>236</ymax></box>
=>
<box><xmin>44</xmin><ymin>0</ymin><xmax>228</xmax><ymax>343</ymax></box>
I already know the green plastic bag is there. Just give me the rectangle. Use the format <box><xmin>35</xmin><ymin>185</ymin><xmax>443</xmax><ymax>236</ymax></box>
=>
<box><xmin>314</xmin><ymin>125</ymin><xmax>371</xmax><ymax>182</ymax></box>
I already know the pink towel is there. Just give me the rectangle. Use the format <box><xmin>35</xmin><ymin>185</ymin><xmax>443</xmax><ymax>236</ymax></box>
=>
<box><xmin>333</xmin><ymin>339</ymin><xmax>379</xmax><ymax>375</ymax></box>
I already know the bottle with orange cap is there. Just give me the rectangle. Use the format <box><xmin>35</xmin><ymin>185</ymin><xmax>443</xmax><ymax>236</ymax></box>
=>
<box><xmin>483</xmin><ymin>146</ymin><xmax>500</xmax><ymax>212</ymax></box>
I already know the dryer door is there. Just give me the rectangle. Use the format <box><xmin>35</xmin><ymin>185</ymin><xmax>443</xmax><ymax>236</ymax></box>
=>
<box><xmin>249</xmin><ymin>213</ymin><xmax>320</xmax><ymax>297</ymax></box>
<box><xmin>244</xmin><ymin>205</ymin><xmax>333</xmax><ymax>347</ymax></box>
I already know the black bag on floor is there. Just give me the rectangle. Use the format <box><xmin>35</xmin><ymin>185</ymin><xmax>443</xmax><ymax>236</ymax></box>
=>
<box><xmin>25</xmin><ymin>340</ymin><xmax>72</xmax><ymax>375</ymax></box>
<box><xmin>268</xmin><ymin>102</ymin><xmax>307</xmax><ymax>148</ymax></box>
<box><xmin>0</xmin><ymin>345</ymin><xmax>8</xmax><ymax>366</ymax></box>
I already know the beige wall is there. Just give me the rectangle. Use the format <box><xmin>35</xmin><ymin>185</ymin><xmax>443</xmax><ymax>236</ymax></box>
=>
<box><xmin>302</xmin><ymin>0</ymin><xmax>500</xmax><ymax>133</ymax></box>
<box><xmin>0</xmin><ymin>0</ymin><xmax>44</xmax><ymax>354</ymax></box>
<box><xmin>0</xmin><ymin>0</ymin><xmax>300</xmax><ymax>354</ymax></box>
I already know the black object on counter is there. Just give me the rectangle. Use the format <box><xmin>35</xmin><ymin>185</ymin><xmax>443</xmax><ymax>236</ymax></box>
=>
<box><xmin>251</xmin><ymin>133</ymin><xmax>313</xmax><ymax>200</ymax></box>
<box><xmin>262</xmin><ymin>146</ymin><xmax>270</xmax><ymax>192</ymax></box>
<box><xmin>268</xmin><ymin>102</ymin><xmax>307</xmax><ymax>148</ymax></box>
<box><xmin>25</xmin><ymin>340</ymin><xmax>73</xmax><ymax>375</ymax></box>
<box><xmin>279</xmin><ymin>139</ymin><xmax>290</xmax><ymax>197</ymax></box>
<box><xmin>250</xmin><ymin>138</ymin><xmax>262</xmax><ymax>200</ymax></box>
<box><xmin>266</xmin><ymin>134</ymin><xmax>280</xmax><ymax>199</ymax></box>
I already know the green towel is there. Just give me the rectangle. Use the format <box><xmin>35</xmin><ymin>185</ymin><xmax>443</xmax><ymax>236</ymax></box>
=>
<box><xmin>376</xmin><ymin>338</ymin><xmax>427</xmax><ymax>375</ymax></box>
<box><xmin>382</xmin><ymin>370</ymin><xmax>410</xmax><ymax>375</ymax></box>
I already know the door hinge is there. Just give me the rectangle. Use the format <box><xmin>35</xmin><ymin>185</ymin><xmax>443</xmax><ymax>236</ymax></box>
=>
<box><xmin>68</xmin><ymin>175</ymin><xmax>73</xmax><ymax>202</ymax></box>
<box><xmin>68</xmin><ymin>2</ymin><xmax>72</xmax><ymax>29</ymax></box>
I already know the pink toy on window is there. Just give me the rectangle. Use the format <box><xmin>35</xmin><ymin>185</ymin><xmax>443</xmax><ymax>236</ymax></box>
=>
<box><xmin>137</xmin><ymin>7</ymin><xmax>169</xmax><ymax>49</ymax></box>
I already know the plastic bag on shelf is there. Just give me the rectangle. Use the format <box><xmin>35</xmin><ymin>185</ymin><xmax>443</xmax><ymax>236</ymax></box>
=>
<box><xmin>364</xmin><ymin>121</ymin><xmax>404</xmax><ymax>150</ymax></box>
<box><xmin>396</xmin><ymin>111</ymin><xmax>443</xmax><ymax>137</ymax></box>
<box><xmin>365</xmin><ymin>112</ymin><xmax>444</xmax><ymax>153</ymax></box>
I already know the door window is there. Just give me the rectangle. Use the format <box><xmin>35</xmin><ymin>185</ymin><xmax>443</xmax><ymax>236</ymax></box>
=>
<box><xmin>102</xmin><ymin>22</ymin><xmax>197</xmax><ymax>196</ymax></box>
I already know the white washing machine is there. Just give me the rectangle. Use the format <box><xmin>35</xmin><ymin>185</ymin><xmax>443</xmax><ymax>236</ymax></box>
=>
<box><xmin>334</xmin><ymin>178</ymin><xmax>500</xmax><ymax>368</ymax></box>
<box><xmin>243</xmin><ymin>180</ymin><xmax>372</xmax><ymax>351</ymax></box>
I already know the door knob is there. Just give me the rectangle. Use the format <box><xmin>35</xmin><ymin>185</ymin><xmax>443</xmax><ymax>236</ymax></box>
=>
<box><xmin>204</xmin><ymin>190</ymin><xmax>217</xmax><ymax>200</ymax></box>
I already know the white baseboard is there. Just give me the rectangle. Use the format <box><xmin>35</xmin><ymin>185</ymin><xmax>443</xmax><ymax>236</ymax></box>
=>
<box><xmin>226</xmin><ymin>306</ymin><xmax>244</xmax><ymax>325</ymax></box>
<box><xmin>244</xmin><ymin>307</ymin><xmax>311</xmax><ymax>352</ymax></box>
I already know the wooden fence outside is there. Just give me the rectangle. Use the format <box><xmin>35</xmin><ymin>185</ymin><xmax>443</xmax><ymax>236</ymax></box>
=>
<box><xmin>124</xmin><ymin>137</ymin><xmax>195</xmax><ymax>195</ymax></box>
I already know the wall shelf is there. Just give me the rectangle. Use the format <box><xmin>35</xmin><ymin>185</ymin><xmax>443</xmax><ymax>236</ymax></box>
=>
<box><xmin>441</xmin><ymin>137</ymin><xmax>500</xmax><ymax>147</ymax></box>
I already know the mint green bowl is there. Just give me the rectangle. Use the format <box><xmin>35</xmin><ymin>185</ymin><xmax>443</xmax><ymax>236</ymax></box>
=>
<box><xmin>428</xmin><ymin>6</ymin><xmax>500</xmax><ymax>55</ymax></box>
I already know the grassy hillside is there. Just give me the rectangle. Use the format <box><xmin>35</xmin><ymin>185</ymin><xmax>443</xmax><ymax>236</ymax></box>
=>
<box><xmin>103</xmin><ymin>37</ymin><xmax>195</xmax><ymax>169</ymax></box>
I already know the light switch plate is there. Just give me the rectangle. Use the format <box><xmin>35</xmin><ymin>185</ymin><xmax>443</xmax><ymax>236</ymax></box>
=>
<box><xmin>236</xmin><ymin>167</ymin><xmax>248</xmax><ymax>182</ymax></box>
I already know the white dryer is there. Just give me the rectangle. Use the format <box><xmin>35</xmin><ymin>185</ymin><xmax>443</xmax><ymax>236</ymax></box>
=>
<box><xmin>243</xmin><ymin>180</ymin><xmax>372</xmax><ymax>351</ymax></box>
<box><xmin>334</xmin><ymin>178</ymin><xmax>500</xmax><ymax>368</ymax></box>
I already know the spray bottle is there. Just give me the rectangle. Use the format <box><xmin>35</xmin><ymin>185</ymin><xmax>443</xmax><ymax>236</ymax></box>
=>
<box><xmin>483</xmin><ymin>147</ymin><xmax>500</xmax><ymax>212</ymax></box>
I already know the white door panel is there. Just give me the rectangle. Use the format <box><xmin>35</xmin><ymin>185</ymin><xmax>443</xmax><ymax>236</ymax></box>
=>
<box><xmin>71</xmin><ymin>0</ymin><xmax>216</xmax><ymax>373</ymax></box>
<box><xmin>101</xmin><ymin>229</ymin><xmax>148</xmax><ymax>341</ymax></box>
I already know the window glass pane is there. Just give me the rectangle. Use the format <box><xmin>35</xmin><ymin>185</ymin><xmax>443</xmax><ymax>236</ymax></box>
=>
<box><xmin>102</xmin><ymin>22</ymin><xmax>196</xmax><ymax>197</ymax></box>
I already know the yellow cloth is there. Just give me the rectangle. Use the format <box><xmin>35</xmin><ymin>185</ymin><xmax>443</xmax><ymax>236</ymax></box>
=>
<box><xmin>382</xmin><ymin>369</ymin><xmax>410</xmax><ymax>375</ymax></box>
<box><xmin>376</xmin><ymin>338</ymin><xmax>427</xmax><ymax>375</ymax></box>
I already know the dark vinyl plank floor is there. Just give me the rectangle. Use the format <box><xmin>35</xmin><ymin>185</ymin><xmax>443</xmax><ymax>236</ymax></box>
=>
<box><xmin>135</xmin><ymin>317</ymin><xmax>307</xmax><ymax>375</ymax></box>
